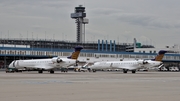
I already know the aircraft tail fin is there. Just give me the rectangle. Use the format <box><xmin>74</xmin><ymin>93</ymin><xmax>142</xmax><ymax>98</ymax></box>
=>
<box><xmin>67</xmin><ymin>46</ymin><xmax>83</xmax><ymax>59</ymax></box>
<box><xmin>152</xmin><ymin>50</ymin><xmax>167</xmax><ymax>61</ymax></box>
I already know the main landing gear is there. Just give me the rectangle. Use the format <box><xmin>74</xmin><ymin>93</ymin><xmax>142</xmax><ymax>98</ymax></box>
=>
<box><xmin>123</xmin><ymin>69</ymin><xmax>136</xmax><ymax>73</ymax></box>
<box><xmin>50</xmin><ymin>70</ymin><xmax>54</xmax><ymax>74</ymax></box>
<box><xmin>92</xmin><ymin>69</ymin><xmax>96</xmax><ymax>72</ymax></box>
<box><xmin>123</xmin><ymin>69</ymin><xmax>128</xmax><ymax>73</ymax></box>
<box><xmin>61</xmin><ymin>68</ymin><xmax>68</xmax><ymax>72</ymax></box>
<box><xmin>87</xmin><ymin>69</ymin><xmax>96</xmax><ymax>72</ymax></box>
<box><xmin>38</xmin><ymin>70</ymin><xmax>55</xmax><ymax>74</ymax></box>
<box><xmin>131</xmin><ymin>70</ymin><xmax>136</xmax><ymax>73</ymax></box>
<box><xmin>38</xmin><ymin>70</ymin><xmax>43</xmax><ymax>73</ymax></box>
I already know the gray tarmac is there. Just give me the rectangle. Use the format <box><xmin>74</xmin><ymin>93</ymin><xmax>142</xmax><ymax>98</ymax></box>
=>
<box><xmin>0</xmin><ymin>71</ymin><xmax>180</xmax><ymax>101</ymax></box>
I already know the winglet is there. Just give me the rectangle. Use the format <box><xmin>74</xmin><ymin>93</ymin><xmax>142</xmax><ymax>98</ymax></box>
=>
<box><xmin>67</xmin><ymin>46</ymin><xmax>83</xmax><ymax>59</ymax></box>
<box><xmin>152</xmin><ymin>50</ymin><xmax>167</xmax><ymax>61</ymax></box>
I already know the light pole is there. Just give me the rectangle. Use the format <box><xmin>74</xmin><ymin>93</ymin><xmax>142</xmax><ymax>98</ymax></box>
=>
<box><xmin>27</xmin><ymin>31</ymin><xmax>28</xmax><ymax>40</ymax></box>
<box><xmin>45</xmin><ymin>31</ymin><xmax>46</xmax><ymax>40</ymax></box>
<box><xmin>8</xmin><ymin>30</ymin><xmax>9</xmax><ymax>40</ymax></box>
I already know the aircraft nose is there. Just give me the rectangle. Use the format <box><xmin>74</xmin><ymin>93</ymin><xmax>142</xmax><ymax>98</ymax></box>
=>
<box><xmin>89</xmin><ymin>65</ymin><xmax>95</xmax><ymax>69</ymax></box>
<box><xmin>8</xmin><ymin>62</ymin><xmax>14</xmax><ymax>68</ymax></box>
<box><xmin>8</xmin><ymin>64</ymin><xmax>12</xmax><ymax>68</ymax></box>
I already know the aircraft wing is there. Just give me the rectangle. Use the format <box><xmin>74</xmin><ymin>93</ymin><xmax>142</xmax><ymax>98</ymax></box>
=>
<box><xmin>118</xmin><ymin>66</ymin><xmax>138</xmax><ymax>70</ymax></box>
<box><xmin>33</xmin><ymin>64</ymin><xmax>54</xmax><ymax>70</ymax></box>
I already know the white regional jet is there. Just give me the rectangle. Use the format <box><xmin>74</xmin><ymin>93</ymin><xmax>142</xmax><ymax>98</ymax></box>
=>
<box><xmin>8</xmin><ymin>46</ymin><xmax>83</xmax><ymax>73</ymax></box>
<box><xmin>88</xmin><ymin>50</ymin><xmax>167</xmax><ymax>73</ymax></box>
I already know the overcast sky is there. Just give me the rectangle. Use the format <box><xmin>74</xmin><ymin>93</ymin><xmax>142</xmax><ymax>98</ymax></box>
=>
<box><xmin>0</xmin><ymin>0</ymin><xmax>180</xmax><ymax>47</ymax></box>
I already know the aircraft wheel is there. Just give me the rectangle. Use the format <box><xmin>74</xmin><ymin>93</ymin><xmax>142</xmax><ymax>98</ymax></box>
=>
<box><xmin>132</xmin><ymin>70</ymin><xmax>136</xmax><ymax>73</ymax></box>
<box><xmin>88</xmin><ymin>68</ymin><xmax>91</xmax><ymax>72</ymax></box>
<box><xmin>123</xmin><ymin>69</ymin><xmax>128</xmax><ymax>73</ymax></box>
<box><xmin>92</xmin><ymin>69</ymin><xmax>96</xmax><ymax>72</ymax></box>
<box><xmin>78</xmin><ymin>69</ymin><xmax>81</xmax><ymax>72</ymax></box>
<box><xmin>38</xmin><ymin>70</ymin><xmax>43</xmax><ymax>73</ymax></box>
<box><xmin>50</xmin><ymin>70</ymin><xmax>54</xmax><ymax>74</ymax></box>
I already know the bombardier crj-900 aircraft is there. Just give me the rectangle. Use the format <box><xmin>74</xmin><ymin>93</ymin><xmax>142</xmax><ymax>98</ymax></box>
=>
<box><xmin>8</xmin><ymin>46</ymin><xmax>83</xmax><ymax>73</ymax></box>
<box><xmin>88</xmin><ymin>50</ymin><xmax>167</xmax><ymax>73</ymax></box>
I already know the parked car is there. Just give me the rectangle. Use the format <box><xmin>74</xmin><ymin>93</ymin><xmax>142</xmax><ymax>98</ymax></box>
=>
<box><xmin>169</xmin><ymin>67</ymin><xmax>179</xmax><ymax>72</ymax></box>
<box><xmin>159</xmin><ymin>66</ymin><xmax>168</xmax><ymax>71</ymax></box>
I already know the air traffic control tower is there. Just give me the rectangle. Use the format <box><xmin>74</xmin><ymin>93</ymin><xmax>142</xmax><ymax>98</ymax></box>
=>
<box><xmin>71</xmin><ymin>5</ymin><xmax>89</xmax><ymax>43</ymax></box>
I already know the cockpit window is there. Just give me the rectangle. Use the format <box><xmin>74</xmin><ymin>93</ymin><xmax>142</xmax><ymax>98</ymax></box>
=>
<box><xmin>13</xmin><ymin>61</ymin><xmax>16</xmax><ymax>67</ymax></box>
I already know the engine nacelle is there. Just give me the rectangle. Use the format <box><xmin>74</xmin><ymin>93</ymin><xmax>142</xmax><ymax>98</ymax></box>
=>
<box><xmin>52</xmin><ymin>57</ymin><xmax>63</xmax><ymax>63</ymax></box>
<box><xmin>142</xmin><ymin>60</ymin><xmax>148</xmax><ymax>64</ymax></box>
<box><xmin>138</xmin><ymin>60</ymin><xmax>148</xmax><ymax>64</ymax></box>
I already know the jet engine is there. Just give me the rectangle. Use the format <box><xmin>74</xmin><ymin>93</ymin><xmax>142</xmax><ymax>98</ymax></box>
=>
<box><xmin>138</xmin><ymin>60</ymin><xmax>148</xmax><ymax>64</ymax></box>
<box><xmin>52</xmin><ymin>57</ymin><xmax>63</xmax><ymax>63</ymax></box>
<box><xmin>142</xmin><ymin>60</ymin><xmax>148</xmax><ymax>64</ymax></box>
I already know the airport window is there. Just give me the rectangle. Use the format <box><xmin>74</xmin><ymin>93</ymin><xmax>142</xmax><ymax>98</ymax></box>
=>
<box><xmin>136</xmin><ymin>55</ymin><xmax>140</xmax><ymax>58</ymax></box>
<box><xmin>170</xmin><ymin>56</ymin><xmax>173</xmax><ymax>60</ymax></box>
<box><xmin>88</xmin><ymin>53</ymin><xmax>93</xmax><ymax>57</ymax></box>
<box><xmin>166</xmin><ymin>56</ymin><xmax>171</xmax><ymax>60</ymax></box>
<box><xmin>1</xmin><ymin>51</ymin><xmax>4</xmax><ymax>54</ymax></box>
<box><xmin>83</xmin><ymin>53</ymin><xmax>86</xmax><ymax>57</ymax></box>
<box><xmin>63</xmin><ymin>52</ymin><xmax>70</xmax><ymax>56</ymax></box>
<box><xmin>110</xmin><ymin>55</ymin><xmax>115</xmax><ymax>58</ymax></box>
<box><xmin>80</xmin><ymin>53</ymin><xmax>83</xmax><ymax>57</ymax></box>
<box><xmin>123</xmin><ymin>54</ymin><xmax>129</xmax><ymax>58</ymax></box>
<box><xmin>119</xmin><ymin>54</ymin><xmax>122</xmax><ymax>58</ymax></box>
<box><xmin>130</xmin><ymin>55</ymin><xmax>136</xmax><ymax>58</ymax></box>
<box><xmin>174</xmin><ymin>56</ymin><xmax>177</xmax><ymax>60</ymax></box>
<box><xmin>142</xmin><ymin>55</ymin><xmax>148</xmax><ymax>58</ymax></box>
<box><xmin>34</xmin><ymin>51</ymin><xmax>36</xmax><ymax>55</ymax></box>
<box><xmin>149</xmin><ymin>55</ymin><xmax>154</xmax><ymax>59</ymax></box>
<box><xmin>26</xmin><ymin>51</ymin><xmax>30</xmax><ymax>55</ymax></box>
<box><xmin>163</xmin><ymin>56</ymin><xmax>166</xmax><ymax>59</ymax></box>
